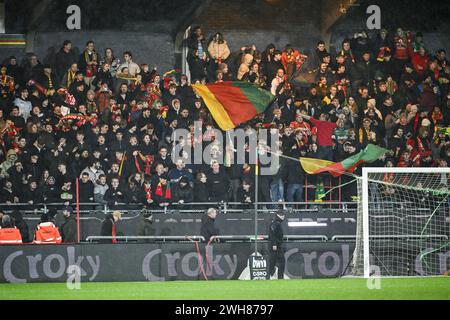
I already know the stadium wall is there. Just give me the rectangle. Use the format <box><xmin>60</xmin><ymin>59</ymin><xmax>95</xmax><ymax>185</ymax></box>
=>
<box><xmin>0</xmin><ymin>31</ymin><xmax>175</xmax><ymax>76</ymax></box>
<box><xmin>0</xmin><ymin>242</ymin><xmax>355</xmax><ymax>283</ymax></box>
<box><xmin>186</xmin><ymin>0</ymin><xmax>323</xmax><ymax>54</ymax></box>
<box><xmin>33</xmin><ymin>31</ymin><xmax>175</xmax><ymax>74</ymax></box>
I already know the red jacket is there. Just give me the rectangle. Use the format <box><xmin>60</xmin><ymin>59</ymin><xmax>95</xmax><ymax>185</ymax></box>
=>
<box><xmin>309</xmin><ymin>118</ymin><xmax>337</xmax><ymax>147</ymax></box>
<box><xmin>394</xmin><ymin>35</ymin><xmax>410</xmax><ymax>60</ymax></box>
<box><xmin>411</xmin><ymin>53</ymin><xmax>429</xmax><ymax>76</ymax></box>
<box><xmin>34</xmin><ymin>222</ymin><xmax>62</xmax><ymax>244</ymax></box>
<box><xmin>0</xmin><ymin>227</ymin><xmax>22</xmax><ymax>245</ymax></box>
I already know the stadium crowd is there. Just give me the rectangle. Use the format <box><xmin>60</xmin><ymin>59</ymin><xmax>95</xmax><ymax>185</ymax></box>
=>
<box><xmin>0</xmin><ymin>25</ymin><xmax>449</xmax><ymax>221</ymax></box>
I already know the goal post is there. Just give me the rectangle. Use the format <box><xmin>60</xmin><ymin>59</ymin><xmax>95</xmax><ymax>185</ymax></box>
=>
<box><xmin>351</xmin><ymin>167</ymin><xmax>450</xmax><ymax>278</ymax></box>
<box><xmin>361</xmin><ymin>168</ymin><xmax>370</xmax><ymax>278</ymax></box>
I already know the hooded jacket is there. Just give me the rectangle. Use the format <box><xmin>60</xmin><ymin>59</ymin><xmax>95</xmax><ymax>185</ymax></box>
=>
<box><xmin>268</xmin><ymin>215</ymin><xmax>284</xmax><ymax>247</ymax></box>
<box><xmin>0</xmin><ymin>149</ymin><xmax>17</xmax><ymax>176</ymax></box>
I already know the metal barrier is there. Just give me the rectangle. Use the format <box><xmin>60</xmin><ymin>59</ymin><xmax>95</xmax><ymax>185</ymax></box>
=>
<box><xmin>369</xmin><ymin>234</ymin><xmax>449</xmax><ymax>240</ymax></box>
<box><xmin>331</xmin><ymin>234</ymin><xmax>449</xmax><ymax>241</ymax></box>
<box><xmin>85</xmin><ymin>235</ymin><xmax>206</xmax><ymax>243</ymax></box>
<box><xmin>332</xmin><ymin>235</ymin><xmax>357</xmax><ymax>241</ymax></box>
<box><xmin>85</xmin><ymin>235</ymin><xmax>329</xmax><ymax>243</ymax></box>
<box><xmin>284</xmin><ymin>235</ymin><xmax>329</xmax><ymax>241</ymax></box>
<box><xmin>0</xmin><ymin>203</ymin><xmax>110</xmax><ymax>215</ymax></box>
<box><xmin>0</xmin><ymin>201</ymin><xmax>359</xmax><ymax>215</ymax></box>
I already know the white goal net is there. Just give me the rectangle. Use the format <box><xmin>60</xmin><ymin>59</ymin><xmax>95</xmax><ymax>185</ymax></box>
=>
<box><xmin>351</xmin><ymin>167</ymin><xmax>450</xmax><ymax>278</ymax></box>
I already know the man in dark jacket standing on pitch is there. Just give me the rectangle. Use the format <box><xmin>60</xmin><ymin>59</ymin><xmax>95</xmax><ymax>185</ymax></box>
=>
<box><xmin>200</xmin><ymin>208</ymin><xmax>219</xmax><ymax>243</ymax></box>
<box><xmin>268</xmin><ymin>210</ymin><xmax>286</xmax><ymax>279</ymax></box>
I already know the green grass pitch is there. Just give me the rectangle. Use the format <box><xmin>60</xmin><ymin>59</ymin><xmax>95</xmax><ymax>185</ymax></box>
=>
<box><xmin>0</xmin><ymin>278</ymin><xmax>449</xmax><ymax>300</ymax></box>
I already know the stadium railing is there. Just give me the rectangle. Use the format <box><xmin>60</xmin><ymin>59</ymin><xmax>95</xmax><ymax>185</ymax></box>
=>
<box><xmin>85</xmin><ymin>235</ymin><xmax>206</xmax><ymax>243</ymax></box>
<box><xmin>331</xmin><ymin>234</ymin><xmax>449</xmax><ymax>241</ymax></box>
<box><xmin>84</xmin><ymin>235</ymin><xmax>329</xmax><ymax>243</ymax></box>
<box><xmin>0</xmin><ymin>201</ymin><xmax>359</xmax><ymax>215</ymax></box>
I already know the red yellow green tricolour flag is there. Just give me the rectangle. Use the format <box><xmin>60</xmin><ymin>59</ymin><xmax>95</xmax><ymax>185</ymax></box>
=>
<box><xmin>300</xmin><ymin>144</ymin><xmax>388</xmax><ymax>177</ymax></box>
<box><xmin>192</xmin><ymin>81</ymin><xmax>275</xmax><ymax>131</ymax></box>
<box><xmin>0</xmin><ymin>35</ymin><xmax>26</xmax><ymax>47</ymax></box>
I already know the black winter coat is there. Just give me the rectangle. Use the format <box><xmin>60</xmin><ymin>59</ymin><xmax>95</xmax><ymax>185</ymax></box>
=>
<box><xmin>0</xmin><ymin>188</ymin><xmax>16</xmax><ymax>203</ymax></box>
<box><xmin>206</xmin><ymin>170</ymin><xmax>230</xmax><ymax>201</ymax></box>
<box><xmin>78</xmin><ymin>180</ymin><xmax>94</xmax><ymax>202</ymax></box>
<box><xmin>285</xmin><ymin>155</ymin><xmax>305</xmax><ymax>185</ymax></box>
<box><xmin>43</xmin><ymin>185</ymin><xmax>60</xmax><ymax>203</ymax></box>
<box><xmin>174</xmin><ymin>184</ymin><xmax>194</xmax><ymax>203</ymax></box>
<box><xmin>60</xmin><ymin>215</ymin><xmax>77</xmax><ymax>243</ymax></box>
<box><xmin>137</xmin><ymin>216</ymin><xmax>154</xmax><ymax>241</ymax></box>
<box><xmin>104</xmin><ymin>186</ymin><xmax>125</xmax><ymax>205</ymax></box>
<box><xmin>187</xmin><ymin>56</ymin><xmax>206</xmax><ymax>82</ymax></box>
<box><xmin>125</xmin><ymin>186</ymin><xmax>146</xmax><ymax>204</ymax></box>
<box><xmin>55</xmin><ymin>49</ymin><xmax>78</xmax><ymax>80</ymax></box>
<box><xmin>200</xmin><ymin>215</ymin><xmax>219</xmax><ymax>243</ymax></box>
<box><xmin>236</xmin><ymin>185</ymin><xmax>254</xmax><ymax>204</ymax></box>
<box><xmin>93</xmin><ymin>69</ymin><xmax>114</xmax><ymax>89</ymax></box>
<box><xmin>22</xmin><ymin>188</ymin><xmax>44</xmax><ymax>204</ymax></box>
<box><xmin>268</xmin><ymin>216</ymin><xmax>284</xmax><ymax>247</ymax></box>
<box><xmin>10</xmin><ymin>211</ymin><xmax>30</xmax><ymax>243</ymax></box>
<box><xmin>194</xmin><ymin>181</ymin><xmax>209</xmax><ymax>202</ymax></box>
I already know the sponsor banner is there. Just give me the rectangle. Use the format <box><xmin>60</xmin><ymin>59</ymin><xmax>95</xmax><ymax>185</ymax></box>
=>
<box><xmin>0</xmin><ymin>242</ymin><xmax>356</xmax><ymax>283</ymax></box>
<box><xmin>249</xmin><ymin>256</ymin><xmax>269</xmax><ymax>280</ymax></box>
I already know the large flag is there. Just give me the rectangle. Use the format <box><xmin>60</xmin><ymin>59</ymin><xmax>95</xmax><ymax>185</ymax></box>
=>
<box><xmin>192</xmin><ymin>81</ymin><xmax>275</xmax><ymax>131</ymax></box>
<box><xmin>300</xmin><ymin>144</ymin><xmax>388</xmax><ymax>177</ymax></box>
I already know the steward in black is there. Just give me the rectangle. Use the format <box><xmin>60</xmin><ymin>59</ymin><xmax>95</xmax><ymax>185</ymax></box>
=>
<box><xmin>268</xmin><ymin>210</ymin><xmax>286</xmax><ymax>279</ymax></box>
<box><xmin>200</xmin><ymin>208</ymin><xmax>220</xmax><ymax>243</ymax></box>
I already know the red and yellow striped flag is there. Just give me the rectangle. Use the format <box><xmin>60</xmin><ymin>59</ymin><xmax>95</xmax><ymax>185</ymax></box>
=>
<box><xmin>300</xmin><ymin>144</ymin><xmax>388</xmax><ymax>177</ymax></box>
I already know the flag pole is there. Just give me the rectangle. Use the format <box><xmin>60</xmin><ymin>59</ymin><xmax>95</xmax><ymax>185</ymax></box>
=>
<box><xmin>75</xmin><ymin>177</ymin><xmax>80</xmax><ymax>244</ymax></box>
<box><xmin>254</xmin><ymin>133</ymin><xmax>259</xmax><ymax>254</ymax></box>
